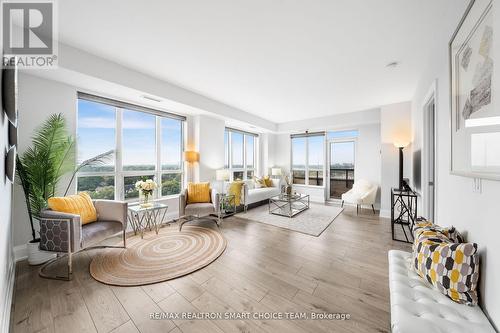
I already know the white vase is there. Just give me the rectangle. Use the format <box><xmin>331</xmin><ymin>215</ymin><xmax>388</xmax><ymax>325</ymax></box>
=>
<box><xmin>27</xmin><ymin>241</ymin><xmax>56</xmax><ymax>266</ymax></box>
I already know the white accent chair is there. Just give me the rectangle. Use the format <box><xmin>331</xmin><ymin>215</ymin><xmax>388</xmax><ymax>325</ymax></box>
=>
<box><xmin>341</xmin><ymin>179</ymin><xmax>378</xmax><ymax>214</ymax></box>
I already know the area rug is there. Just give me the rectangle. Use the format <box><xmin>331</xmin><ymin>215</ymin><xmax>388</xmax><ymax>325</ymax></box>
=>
<box><xmin>237</xmin><ymin>203</ymin><xmax>343</xmax><ymax>236</ymax></box>
<box><xmin>90</xmin><ymin>225</ymin><xmax>226</xmax><ymax>286</ymax></box>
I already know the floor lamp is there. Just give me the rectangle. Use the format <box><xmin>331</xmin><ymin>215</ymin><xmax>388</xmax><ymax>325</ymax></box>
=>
<box><xmin>393</xmin><ymin>142</ymin><xmax>408</xmax><ymax>191</ymax></box>
<box><xmin>216</xmin><ymin>169</ymin><xmax>230</xmax><ymax>194</ymax></box>
<box><xmin>184</xmin><ymin>151</ymin><xmax>199</xmax><ymax>182</ymax></box>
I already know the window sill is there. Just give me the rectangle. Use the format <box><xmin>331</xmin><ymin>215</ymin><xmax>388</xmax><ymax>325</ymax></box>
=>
<box><xmin>292</xmin><ymin>184</ymin><xmax>325</xmax><ymax>189</ymax></box>
<box><xmin>125</xmin><ymin>194</ymin><xmax>181</xmax><ymax>204</ymax></box>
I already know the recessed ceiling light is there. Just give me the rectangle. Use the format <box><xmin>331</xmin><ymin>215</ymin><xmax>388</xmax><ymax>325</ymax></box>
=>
<box><xmin>386</xmin><ymin>61</ymin><xmax>399</xmax><ymax>68</ymax></box>
<box><xmin>142</xmin><ymin>95</ymin><xmax>162</xmax><ymax>102</ymax></box>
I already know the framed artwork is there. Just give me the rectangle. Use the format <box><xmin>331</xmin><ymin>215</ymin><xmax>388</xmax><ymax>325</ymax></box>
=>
<box><xmin>450</xmin><ymin>0</ymin><xmax>500</xmax><ymax>180</ymax></box>
<box><xmin>5</xmin><ymin>146</ymin><xmax>16</xmax><ymax>183</ymax></box>
<box><xmin>2</xmin><ymin>61</ymin><xmax>18</xmax><ymax>124</ymax></box>
<box><xmin>9</xmin><ymin>121</ymin><xmax>17</xmax><ymax>148</ymax></box>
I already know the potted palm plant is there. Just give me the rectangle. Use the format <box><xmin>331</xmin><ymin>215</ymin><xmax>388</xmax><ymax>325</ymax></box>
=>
<box><xmin>16</xmin><ymin>113</ymin><xmax>115</xmax><ymax>265</ymax></box>
<box><xmin>16</xmin><ymin>114</ymin><xmax>75</xmax><ymax>264</ymax></box>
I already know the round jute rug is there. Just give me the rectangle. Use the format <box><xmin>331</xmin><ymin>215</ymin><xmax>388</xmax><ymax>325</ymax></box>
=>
<box><xmin>89</xmin><ymin>225</ymin><xmax>226</xmax><ymax>286</ymax></box>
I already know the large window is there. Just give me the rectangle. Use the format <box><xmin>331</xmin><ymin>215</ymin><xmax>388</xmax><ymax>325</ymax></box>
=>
<box><xmin>76</xmin><ymin>93</ymin><xmax>185</xmax><ymax>201</ymax></box>
<box><xmin>291</xmin><ymin>133</ymin><xmax>325</xmax><ymax>186</ymax></box>
<box><xmin>224</xmin><ymin>128</ymin><xmax>257</xmax><ymax>181</ymax></box>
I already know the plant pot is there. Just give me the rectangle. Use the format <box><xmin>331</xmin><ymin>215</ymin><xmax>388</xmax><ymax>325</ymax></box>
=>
<box><xmin>27</xmin><ymin>241</ymin><xmax>56</xmax><ymax>266</ymax></box>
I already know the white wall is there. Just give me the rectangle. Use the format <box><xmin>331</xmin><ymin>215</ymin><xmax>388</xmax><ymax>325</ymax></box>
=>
<box><xmin>193</xmin><ymin>114</ymin><xmax>225</xmax><ymax>182</ymax></box>
<box><xmin>356</xmin><ymin>123</ymin><xmax>382</xmax><ymax>204</ymax></box>
<box><xmin>412</xmin><ymin>8</ymin><xmax>499</xmax><ymax>329</ymax></box>
<box><xmin>0</xmin><ymin>66</ymin><xmax>15</xmax><ymax>333</ymax></box>
<box><xmin>380</xmin><ymin>102</ymin><xmax>412</xmax><ymax>216</ymax></box>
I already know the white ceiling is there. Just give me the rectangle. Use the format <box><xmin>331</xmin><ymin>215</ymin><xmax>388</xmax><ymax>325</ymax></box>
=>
<box><xmin>57</xmin><ymin>0</ymin><xmax>469</xmax><ymax>123</ymax></box>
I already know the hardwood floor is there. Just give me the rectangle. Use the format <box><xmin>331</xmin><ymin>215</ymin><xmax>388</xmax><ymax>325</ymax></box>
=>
<box><xmin>11</xmin><ymin>205</ymin><xmax>411</xmax><ymax>333</ymax></box>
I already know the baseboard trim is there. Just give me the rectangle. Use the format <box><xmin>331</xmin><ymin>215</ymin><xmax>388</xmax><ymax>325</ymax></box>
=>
<box><xmin>13</xmin><ymin>244</ymin><xmax>27</xmax><ymax>262</ymax></box>
<box><xmin>379</xmin><ymin>209</ymin><xmax>391</xmax><ymax>219</ymax></box>
<box><xmin>1</xmin><ymin>255</ymin><xmax>15</xmax><ymax>333</ymax></box>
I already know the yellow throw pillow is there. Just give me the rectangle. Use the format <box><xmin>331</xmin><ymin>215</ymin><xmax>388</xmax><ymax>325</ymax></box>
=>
<box><xmin>228</xmin><ymin>181</ymin><xmax>243</xmax><ymax>206</ymax></box>
<box><xmin>263</xmin><ymin>176</ymin><xmax>273</xmax><ymax>187</ymax></box>
<box><xmin>48</xmin><ymin>192</ymin><xmax>97</xmax><ymax>225</ymax></box>
<box><xmin>253</xmin><ymin>176</ymin><xmax>267</xmax><ymax>188</ymax></box>
<box><xmin>187</xmin><ymin>182</ymin><xmax>211</xmax><ymax>204</ymax></box>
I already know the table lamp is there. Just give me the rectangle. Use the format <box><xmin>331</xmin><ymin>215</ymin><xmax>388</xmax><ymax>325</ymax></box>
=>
<box><xmin>271</xmin><ymin>167</ymin><xmax>282</xmax><ymax>179</ymax></box>
<box><xmin>216</xmin><ymin>169</ymin><xmax>230</xmax><ymax>181</ymax></box>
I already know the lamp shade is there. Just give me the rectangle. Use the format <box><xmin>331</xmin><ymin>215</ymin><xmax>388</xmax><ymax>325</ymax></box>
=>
<box><xmin>184</xmin><ymin>151</ymin><xmax>199</xmax><ymax>163</ymax></box>
<box><xmin>271</xmin><ymin>168</ymin><xmax>282</xmax><ymax>176</ymax></box>
<box><xmin>216</xmin><ymin>169</ymin><xmax>230</xmax><ymax>181</ymax></box>
<box><xmin>393</xmin><ymin>141</ymin><xmax>409</xmax><ymax>149</ymax></box>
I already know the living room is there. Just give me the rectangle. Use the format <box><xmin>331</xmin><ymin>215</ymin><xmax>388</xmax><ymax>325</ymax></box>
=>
<box><xmin>1</xmin><ymin>1</ymin><xmax>499</xmax><ymax>332</ymax></box>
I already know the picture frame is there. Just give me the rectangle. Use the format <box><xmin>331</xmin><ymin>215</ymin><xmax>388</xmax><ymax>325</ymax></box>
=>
<box><xmin>9</xmin><ymin>120</ymin><xmax>18</xmax><ymax>148</ymax></box>
<box><xmin>5</xmin><ymin>146</ymin><xmax>16</xmax><ymax>183</ymax></box>
<box><xmin>449</xmin><ymin>0</ymin><xmax>500</xmax><ymax>180</ymax></box>
<box><xmin>2</xmin><ymin>61</ymin><xmax>18</xmax><ymax>124</ymax></box>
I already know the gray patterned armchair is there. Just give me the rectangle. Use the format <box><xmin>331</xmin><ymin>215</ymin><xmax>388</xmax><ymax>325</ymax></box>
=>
<box><xmin>39</xmin><ymin>199</ymin><xmax>127</xmax><ymax>280</ymax></box>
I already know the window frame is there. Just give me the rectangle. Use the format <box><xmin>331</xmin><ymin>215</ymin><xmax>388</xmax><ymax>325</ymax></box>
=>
<box><xmin>290</xmin><ymin>133</ymin><xmax>326</xmax><ymax>187</ymax></box>
<box><xmin>224</xmin><ymin>128</ymin><xmax>258</xmax><ymax>181</ymax></box>
<box><xmin>76</xmin><ymin>93</ymin><xmax>185</xmax><ymax>202</ymax></box>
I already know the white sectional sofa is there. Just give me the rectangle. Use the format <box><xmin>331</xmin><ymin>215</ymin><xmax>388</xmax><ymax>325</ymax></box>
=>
<box><xmin>388</xmin><ymin>250</ymin><xmax>495</xmax><ymax>333</ymax></box>
<box><xmin>241</xmin><ymin>179</ymin><xmax>280</xmax><ymax>211</ymax></box>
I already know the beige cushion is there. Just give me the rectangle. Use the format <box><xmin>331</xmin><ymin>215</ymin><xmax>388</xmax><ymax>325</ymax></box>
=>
<box><xmin>82</xmin><ymin>221</ymin><xmax>123</xmax><ymax>247</ymax></box>
<box><xmin>185</xmin><ymin>203</ymin><xmax>215</xmax><ymax>217</ymax></box>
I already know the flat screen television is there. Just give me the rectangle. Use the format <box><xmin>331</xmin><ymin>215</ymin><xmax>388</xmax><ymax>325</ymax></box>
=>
<box><xmin>413</xmin><ymin>149</ymin><xmax>421</xmax><ymax>193</ymax></box>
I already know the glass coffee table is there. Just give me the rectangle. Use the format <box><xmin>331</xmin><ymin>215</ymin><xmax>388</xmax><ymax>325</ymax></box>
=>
<box><xmin>269</xmin><ymin>194</ymin><xmax>310</xmax><ymax>218</ymax></box>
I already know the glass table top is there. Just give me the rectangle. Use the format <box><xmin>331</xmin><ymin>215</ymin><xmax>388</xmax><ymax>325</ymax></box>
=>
<box><xmin>271</xmin><ymin>193</ymin><xmax>308</xmax><ymax>202</ymax></box>
<box><xmin>128</xmin><ymin>202</ymin><xmax>168</xmax><ymax>212</ymax></box>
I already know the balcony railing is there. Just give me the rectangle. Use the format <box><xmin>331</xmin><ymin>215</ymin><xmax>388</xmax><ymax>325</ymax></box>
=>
<box><xmin>330</xmin><ymin>168</ymin><xmax>354</xmax><ymax>199</ymax></box>
<box><xmin>291</xmin><ymin>168</ymin><xmax>354</xmax><ymax>199</ymax></box>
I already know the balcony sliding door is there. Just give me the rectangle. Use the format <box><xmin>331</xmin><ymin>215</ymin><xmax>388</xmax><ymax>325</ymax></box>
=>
<box><xmin>328</xmin><ymin>140</ymin><xmax>355</xmax><ymax>199</ymax></box>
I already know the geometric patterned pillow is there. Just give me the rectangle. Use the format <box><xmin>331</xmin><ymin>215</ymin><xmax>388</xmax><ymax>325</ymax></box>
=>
<box><xmin>412</xmin><ymin>223</ymin><xmax>479</xmax><ymax>305</ymax></box>
<box><xmin>413</xmin><ymin>221</ymin><xmax>464</xmax><ymax>243</ymax></box>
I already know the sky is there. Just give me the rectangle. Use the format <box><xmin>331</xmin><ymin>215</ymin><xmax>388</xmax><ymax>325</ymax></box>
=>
<box><xmin>292</xmin><ymin>133</ymin><xmax>356</xmax><ymax>169</ymax></box>
<box><xmin>226</xmin><ymin>131</ymin><xmax>254</xmax><ymax>169</ymax></box>
<box><xmin>77</xmin><ymin>100</ymin><xmax>182</xmax><ymax>168</ymax></box>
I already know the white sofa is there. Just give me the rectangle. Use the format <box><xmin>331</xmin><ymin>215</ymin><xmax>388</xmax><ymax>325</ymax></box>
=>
<box><xmin>389</xmin><ymin>250</ymin><xmax>495</xmax><ymax>333</ymax></box>
<box><xmin>341</xmin><ymin>179</ymin><xmax>378</xmax><ymax>214</ymax></box>
<box><xmin>242</xmin><ymin>179</ymin><xmax>280</xmax><ymax>211</ymax></box>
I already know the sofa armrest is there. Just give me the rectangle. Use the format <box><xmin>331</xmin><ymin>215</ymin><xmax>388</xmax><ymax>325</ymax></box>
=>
<box><xmin>242</xmin><ymin>184</ymin><xmax>249</xmax><ymax>205</ymax></box>
<box><xmin>94</xmin><ymin>200</ymin><xmax>128</xmax><ymax>230</ymax></box>
<box><xmin>179</xmin><ymin>189</ymin><xmax>187</xmax><ymax>216</ymax></box>
<box><xmin>40</xmin><ymin>210</ymin><xmax>82</xmax><ymax>252</ymax></box>
<box><xmin>211</xmin><ymin>189</ymin><xmax>220</xmax><ymax>213</ymax></box>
